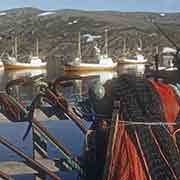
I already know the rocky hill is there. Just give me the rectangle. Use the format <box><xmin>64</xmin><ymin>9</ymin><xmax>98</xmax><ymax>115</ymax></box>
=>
<box><xmin>0</xmin><ymin>7</ymin><xmax>180</xmax><ymax>63</ymax></box>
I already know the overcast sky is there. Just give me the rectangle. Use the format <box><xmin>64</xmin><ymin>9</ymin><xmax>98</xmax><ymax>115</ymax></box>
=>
<box><xmin>0</xmin><ymin>0</ymin><xmax>180</xmax><ymax>12</ymax></box>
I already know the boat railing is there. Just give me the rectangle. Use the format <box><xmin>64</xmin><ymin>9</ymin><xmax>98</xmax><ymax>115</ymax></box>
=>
<box><xmin>0</xmin><ymin>75</ymin><xmax>96</xmax><ymax>179</ymax></box>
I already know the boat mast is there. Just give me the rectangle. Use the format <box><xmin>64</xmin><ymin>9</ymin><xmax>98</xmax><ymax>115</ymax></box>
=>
<box><xmin>36</xmin><ymin>38</ymin><xmax>39</xmax><ymax>57</ymax></box>
<box><xmin>14</xmin><ymin>37</ymin><xmax>18</xmax><ymax>59</ymax></box>
<box><xmin>77</xmin><ymin>32</ymin><xmax>81</xmax><ymax>61</ymax></box>
<box><xmin>12</xmin><ymin>46</ymin><xmax>15</xmax><ymax>56</ymax></box>
<box><xmin>105</xmin><ymin>29</ymin><xmax>108</xmax><ymax>56</ymax></box>
<box><xmin>123</xmin><ymin>38</ymin><xmax>126</xmax><ymax>55</ymax></box>
<box><xmin>139</xmin><ymin>38</ymin><xmax>143</xmax><ymax>50</ymax></box>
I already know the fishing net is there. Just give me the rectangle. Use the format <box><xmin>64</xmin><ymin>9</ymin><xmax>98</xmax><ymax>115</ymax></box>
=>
<box><xmin>88</xmin><ymin>74</ymin><xmax>180</xmax><ymax>180</ymax></box>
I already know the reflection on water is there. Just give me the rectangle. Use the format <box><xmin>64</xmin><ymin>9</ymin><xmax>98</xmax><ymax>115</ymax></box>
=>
<box><xmin>118</xmin><ymin>64</ymin><xmax>146</xmax><ymax>76</ymax></box>
<box><xmin>58</xmin><ymin>64</ymin><xmax>145</xmax><ymax>100</ymax></box>
<box><xmin>61</xmin><ymin>71</ymin><xmax>118</xmax><ymax>100</ymax></box>
<box><xmin>0</xmin><ymin>69</ymin><xmax>47</xmax><ymax>103</ymax></box>
<box><xmin>65</xmin><ymin>71</ymin><xmax>118</xmax><ymax>84</ymax></box>
<box><xmin>0</xmin><ymin>69</ymin><xmax>47</xmax><ymax>91</ymax></box>
<box><xmin>5</xmin><ymin>69</ymin><xmax>47</xmax><ymax>80</ymax></box>
<box><xmin>0</xmin><ymin>64</ymin><xmax>146</xmax><ymax>100</ymax></box>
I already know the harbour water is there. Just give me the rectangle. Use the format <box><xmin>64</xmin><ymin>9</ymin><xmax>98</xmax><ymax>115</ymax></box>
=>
<box><xmin>0</xmin><ymin>64</ymin><xmax>146</xmax><ymax>179</ymax></box>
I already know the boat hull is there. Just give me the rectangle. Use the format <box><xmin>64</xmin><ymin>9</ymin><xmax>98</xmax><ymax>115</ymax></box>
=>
<box><xmin>3</xmin><ymin>63</ymin><xmax>47</xmax><ymax>70</ymax></box>
<box><xmin>64</xmin><ymin>63</ymin><xmax>117</xmax><ymax>71</ymax></box>
<box><xmin>118</xmin><ymin>58</ymin><xmax>147</xmax><ymax>64</ymax></box>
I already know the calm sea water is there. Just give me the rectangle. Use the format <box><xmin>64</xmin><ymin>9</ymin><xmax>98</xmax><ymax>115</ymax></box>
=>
<box><xmin>0</xmin><ymin>64</ymin><xmax>145</xmax><ymax>179</ymax></box>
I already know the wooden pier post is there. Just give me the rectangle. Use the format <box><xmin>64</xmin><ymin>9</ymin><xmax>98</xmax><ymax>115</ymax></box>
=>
<box><xmin>103</xmin><ymin>100</ymin><xmax>120</xmax><ymax>180</ymax></box>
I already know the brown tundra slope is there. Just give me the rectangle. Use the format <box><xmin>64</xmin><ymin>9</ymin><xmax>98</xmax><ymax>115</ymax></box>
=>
<box><xmin>0</xmin><ymin>7</ymin><xmax>180</xmax><ymax>63</ymax></box>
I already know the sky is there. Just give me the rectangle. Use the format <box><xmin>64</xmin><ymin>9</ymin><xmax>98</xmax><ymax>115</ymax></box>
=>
<box><xmin>0</xmin><ymin>0</ymin><xmax>180</xmax><ymax>12</ymax></box>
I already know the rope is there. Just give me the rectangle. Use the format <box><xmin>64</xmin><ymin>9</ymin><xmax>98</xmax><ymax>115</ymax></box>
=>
<box><xmin>118</xmin><ymin>120</ymin><xmax>180</xmax><ymax>126</ymax></box>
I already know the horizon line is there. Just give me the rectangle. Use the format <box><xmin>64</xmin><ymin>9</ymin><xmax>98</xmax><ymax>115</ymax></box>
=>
<box><xmin>0</xmin><ymin>6</ymin><xmax>180</xmax><ymax>14</ymax></box>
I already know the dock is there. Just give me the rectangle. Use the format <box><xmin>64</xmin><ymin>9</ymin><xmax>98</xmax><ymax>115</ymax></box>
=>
<box><xmin>0</xmin><ymin>118</ymin><xmax>86</xmax><ymax>179</ymax></box>
<box><xmin>0</xmin><ymin>159</ymin><xmax>59</xmax><ymax>176</ymax></box>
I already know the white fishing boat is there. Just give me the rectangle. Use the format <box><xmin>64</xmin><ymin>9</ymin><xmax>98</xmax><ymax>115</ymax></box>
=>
<box><xmin>119</xmin><ymin>39</ymin><xmax>148</xmax><ymax>64</ymax></box>
<box><xmin>3</xmin><ymin>38</ymin><xmax>47</xmax><ymax>70</ymax></box>
<box><xmin>65</xmin><ymin>56</ymin><xmax>117</xmax><ymax>71</ymax></box>
<box><xmin>119</xmin><ymin>53</ymin><xmax>148</xmax><ymax>64</ymax></box>
<box><xmin>64</xmin><ymin>30</ymin><xmax>117</xmax><ymax>71</ymax></box>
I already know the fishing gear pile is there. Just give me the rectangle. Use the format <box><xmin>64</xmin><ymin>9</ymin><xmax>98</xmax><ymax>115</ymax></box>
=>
<box><xmin>89</xmin><ymin>74</ymin><xmax>180</xmax><ymax>180</ymax></box>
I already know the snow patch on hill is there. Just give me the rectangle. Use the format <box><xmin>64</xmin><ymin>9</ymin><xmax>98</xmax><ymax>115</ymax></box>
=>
<box><xmin>38</xmin><ymin>12</ymin><xmax>56</xmax><ymax>17</ymax></box>
<box><xmin>0</xmin><ymin>12</ymin><xmax>7</xmax><ymax>16</ymax></box>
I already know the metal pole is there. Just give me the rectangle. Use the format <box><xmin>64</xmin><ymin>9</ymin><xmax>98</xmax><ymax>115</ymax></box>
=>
<box><xmin>153</xmin><ymin>22</ymin><xmax>180</xmax><ymax>51</ymax></box>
